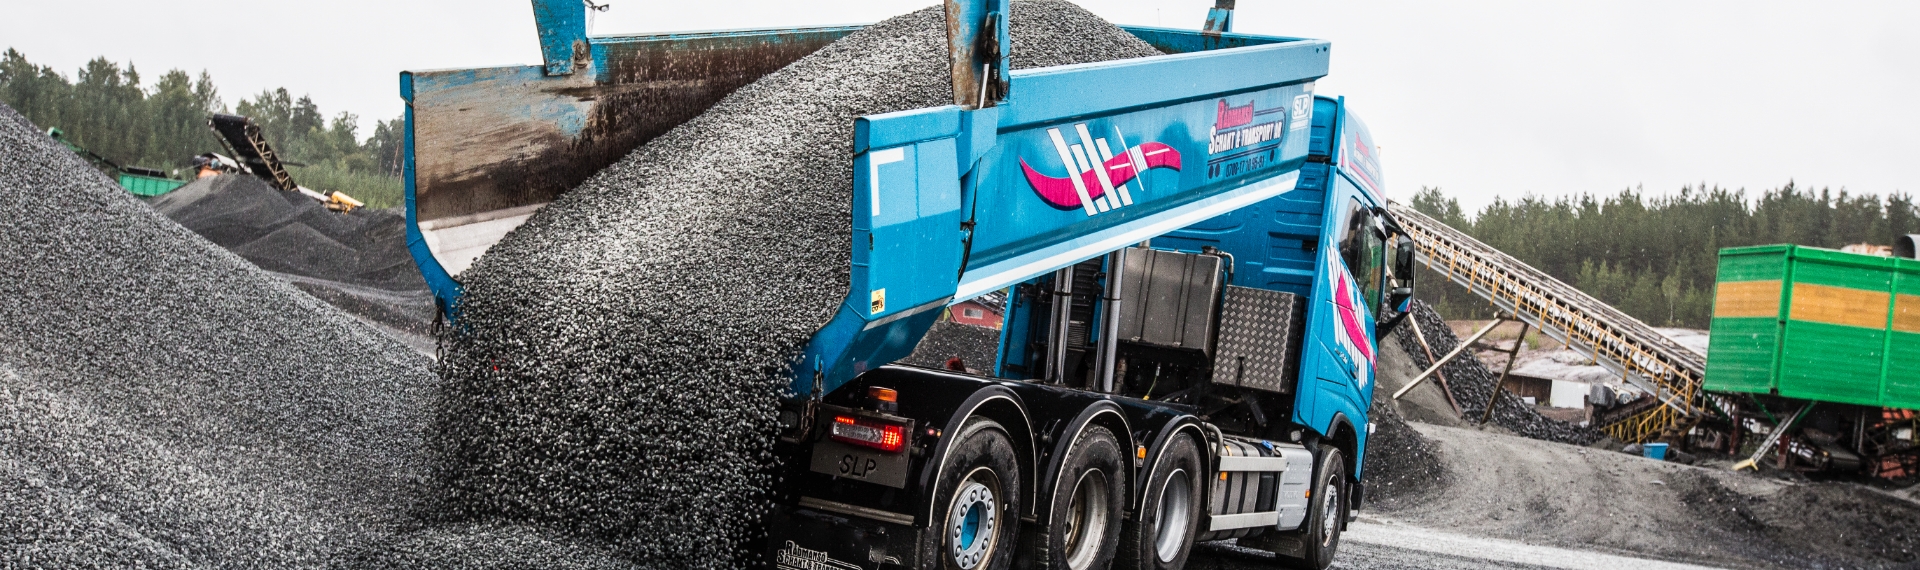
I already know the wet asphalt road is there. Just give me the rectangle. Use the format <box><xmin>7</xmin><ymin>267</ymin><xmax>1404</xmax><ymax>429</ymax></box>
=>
<box><xmin>1185</xmin><ymin>519</ymin><xmax>1727</xmax><ymax>570</ymax></box>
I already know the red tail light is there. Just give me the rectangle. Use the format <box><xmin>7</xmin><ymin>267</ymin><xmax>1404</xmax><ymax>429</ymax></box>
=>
<box><xmin>831</xmin><ymin>415</ymin><xmax>907</xmax><ymax>453</ymax></box>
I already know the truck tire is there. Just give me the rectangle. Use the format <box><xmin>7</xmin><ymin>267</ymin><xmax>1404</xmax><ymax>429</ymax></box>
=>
<box><xmin>922</xmin><ymin>417</ymin><xmax>1023</xmax><ymax>570</ymax></box>
<box><xmin>1277</xmin><ymin>447</ymin><xmax>1346</xmax><ymax>570</ymax></box>
<box><xmin>1035</xmin><ymin>425</ymin><xmax>1127</xmax><ymax>570</ymax></box>
<box><xmin>1115</xmin><ymin>434</ymin><xmax>1203</xmax><ymax>570</ymax></box>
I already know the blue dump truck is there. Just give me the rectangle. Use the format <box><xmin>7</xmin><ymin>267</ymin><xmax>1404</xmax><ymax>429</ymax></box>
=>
<box><xmin>401</xmin><ymin>2</ymin><xmax>1415</xmax><ymax>568</ymax></box>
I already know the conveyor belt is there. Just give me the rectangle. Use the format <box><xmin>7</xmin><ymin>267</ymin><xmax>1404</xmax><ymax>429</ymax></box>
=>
<box><xmin>1390</xmin><ymin>203</ymin><xmax>1718</xmax><ymax>442</ymax></box>
<box><xmin>208</xmin><ymin>114</ymin><xmax>296</xmax><ymax>192</ymax></box>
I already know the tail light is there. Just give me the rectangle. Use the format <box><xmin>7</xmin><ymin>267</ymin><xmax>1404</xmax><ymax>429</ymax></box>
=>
<box><xmin>831</xmin><ymin>414</ymin><xmax>907</xmax><ymax>453</ymax></box>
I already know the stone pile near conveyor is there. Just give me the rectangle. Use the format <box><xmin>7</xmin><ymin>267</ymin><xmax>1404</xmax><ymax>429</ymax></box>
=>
<box><xmin>0</xmin><ymin>102</ymin><xmax>437</xmax><ymax>567</ymax></box>
<box><xmin>1392</xmin><ymin>300</ymin><xmax>1605</xmax><ymax>445</ymax></box>
<box><xmin>426</xmin><ymin>2</ymin><xmax>1162</xmax><ymax>568</ymax></box>
<box><xmin>148</xmin><ymin>174</ymin><xmax>436</xmax><ymax>337</ymax></box>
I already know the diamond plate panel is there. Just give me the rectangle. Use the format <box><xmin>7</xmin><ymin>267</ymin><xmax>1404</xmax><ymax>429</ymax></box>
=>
<box><xmin>1212</xmin><ymin>286</ymin><xmax>1306</xmax><ymax>393</ymax></box>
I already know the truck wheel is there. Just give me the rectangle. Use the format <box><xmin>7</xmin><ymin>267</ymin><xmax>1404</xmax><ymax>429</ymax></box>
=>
<box><xmin>922</xmin><ymin>418</ymin><xmax>1022</xmax><ymax>570</ymax></box>
<box><xmin>1115</xmin><ymin>434</ymin><xmax>1203</xmax><ymax>570</ymax></box>
<box><xmin>1038</xmin><ymin>425</ymin><xmax>1127</xmax><ymax>570</ymax></box>
<box><xmin>1278</xmin><ymin>447</ymin><xmax>1346</xmax><ymax>570</ymax></box>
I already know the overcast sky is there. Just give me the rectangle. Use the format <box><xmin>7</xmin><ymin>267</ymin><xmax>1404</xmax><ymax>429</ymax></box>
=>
<box><xmin>5</xmin><ymin>1</ymin><xmax>1914</xmax><ymax>213</ymax></box>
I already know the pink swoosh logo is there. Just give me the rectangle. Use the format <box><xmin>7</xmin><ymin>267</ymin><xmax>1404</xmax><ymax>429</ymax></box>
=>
<box><xmin>1333</xmin><ymin>273</ymin><xmax>1375</xmax><ymax>363</ymax></box>
<box><xmin>1021</xmin><ymin>142</ymin><xmax>1181</xmax><ymax>210</ymax></box>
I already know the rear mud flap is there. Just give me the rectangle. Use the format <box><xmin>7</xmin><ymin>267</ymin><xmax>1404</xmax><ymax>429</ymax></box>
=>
<box><xmin>770</xmin><ymin>504</ymin><xmax>918</xmax><ymax>569</ymax></box>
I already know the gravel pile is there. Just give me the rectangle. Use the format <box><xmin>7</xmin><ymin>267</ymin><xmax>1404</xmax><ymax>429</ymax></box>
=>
<box><xmin>147</xmin><ymin>175</ymin><xmax>436</xmax><ymax>337</ymax></box>
<box><xmin>1364</xmin><ymin>371</ymin><xmax>1448</xmax><ymax>507</ymax></box>
<box><xmin>1392</xmin><ymin>301</ymin><xmax>1603</xmax><ymax>445</ymax></box>
<box><xmin>902</xmin><ymin>320</ymin><xmax>1003</xmax><ymax>373</ymax></box>
<box><xmin>0</xmin><ymin>103</ymin><xmax>438</xmax><ymax>566</ymax></box>
<box><xmin>427</xmin><ymin>3</ymin><xmax>1160</xmax><ymax>568</ymax></box>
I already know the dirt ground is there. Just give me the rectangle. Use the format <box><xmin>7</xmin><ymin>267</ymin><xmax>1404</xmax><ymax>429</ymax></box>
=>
<box><xmin>1371</xmin><ymin>331</ymin><xmax>1920</xmax><ymax>570</ymax></box>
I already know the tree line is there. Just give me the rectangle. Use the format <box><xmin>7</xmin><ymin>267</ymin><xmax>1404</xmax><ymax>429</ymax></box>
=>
<box><xmin>1407</xmin><ymin>184</ymin><xmax>1920</xmax><ymax>329</ymax></box>
<box><xmin>0</xmin><ymin>49</ymin><xmax>404</xmax><ymax>206</ymax></box>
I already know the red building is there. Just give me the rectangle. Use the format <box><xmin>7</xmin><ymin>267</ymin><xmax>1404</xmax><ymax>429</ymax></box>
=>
<box><xmin>949</xmin><ymin>290</ymin><xmax>1005</xmax><ymax>329</ymax></box>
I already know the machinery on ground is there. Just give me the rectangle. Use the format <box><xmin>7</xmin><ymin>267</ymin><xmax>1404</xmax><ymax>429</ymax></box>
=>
<box><xmin>45</xmin><ymin>127</ymin><xmax>186</xmax><ymax>196</ymax></box>
<box><xmin>1704</xmin><ymin>243</ymin><xmax>1920</xmax><ymax>478</ymax></box>
<box><xmin>402</xmin><ymin>1</ymin><xmax>1414</xmax><ymax>568</ymax></box>
<box><xmin>206</xmin><ymin>113</ymin><xmax>364</xmax><ymax>212</ymax></box>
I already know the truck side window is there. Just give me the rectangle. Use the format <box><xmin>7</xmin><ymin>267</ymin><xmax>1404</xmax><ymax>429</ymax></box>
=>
<box><xmin>1337</xmin><ymin>198</ymin><xmax>1386</xmax><ymax>312</ymax></box>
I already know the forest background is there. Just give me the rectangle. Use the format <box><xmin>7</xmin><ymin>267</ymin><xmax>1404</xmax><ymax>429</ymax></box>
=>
<box><xmin>1408</xmin><ymin>185</ymin><xmax>1920</xmax><ymax>328</ymax></box>
<box><xmin>0</xmin><ymin>50</ymin><xmax>404</xmax><ymax>207</ymax></box>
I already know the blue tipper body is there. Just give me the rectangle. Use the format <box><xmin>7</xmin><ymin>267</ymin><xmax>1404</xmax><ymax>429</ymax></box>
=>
<box><xmin>800</xmin><ymin>29</ymin><xmax>1330</xmax><ymax>398</ymax></box>
<box><xmin>396</xmin><ymin>0</ymin><xmax>1336</xmax><ymax>401</ymax></box>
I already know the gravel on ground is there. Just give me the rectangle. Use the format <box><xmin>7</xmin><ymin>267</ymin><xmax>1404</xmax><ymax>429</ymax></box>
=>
<box><xmin>0</xmin><ymin>103</ymin><xmax>438</xmax><ymax>568</ymax></box>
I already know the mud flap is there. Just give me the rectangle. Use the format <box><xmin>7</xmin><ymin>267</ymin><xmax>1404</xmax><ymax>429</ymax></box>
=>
<box><xmin>769</xmin><ymin>504</ymin><xmax>919</xmax><ymax>569</ymax></box>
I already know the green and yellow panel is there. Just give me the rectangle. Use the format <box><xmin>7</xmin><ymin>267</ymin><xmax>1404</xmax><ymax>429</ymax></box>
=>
<box><xmin>1705</xmin><ymin>245</ymin><xmax>1920</xmax><ymax>411</ymax></box>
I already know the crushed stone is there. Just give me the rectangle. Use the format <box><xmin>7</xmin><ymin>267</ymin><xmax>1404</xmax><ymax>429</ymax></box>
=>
<box><xmin>0</xmin><ymin>102</ymin><xmax>438</xmax><ymax>567</ymax></box>
<box><xmin>1393</xmin><ymin>301</ymin><xmax>1604</xmax><ymax>446</ymax></box>
<box><xmin>146</xmin><ymin>174</ymin><xmax>437</xmax><ymax>338</ymax></box>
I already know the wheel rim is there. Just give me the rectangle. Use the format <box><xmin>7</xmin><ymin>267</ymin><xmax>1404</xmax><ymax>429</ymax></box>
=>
<box><xmin>1153</xmin><ymin>468</ymin><xmax>1192</xmax><ymax>563</ymax></box>
<box><xmin>947</xmin><ymin>468</ymin><xmax>1000</xmax><ymax>570</ymax></box>
<box><xmin>1319</xmin><ymin>476</ymin><xmax>1341</xmax><ymax>547</ymax></box>
<box><xmin>1063</xmin><ymin>469</ymin><xmax>1110</xmax><ymax>570</ymax></box>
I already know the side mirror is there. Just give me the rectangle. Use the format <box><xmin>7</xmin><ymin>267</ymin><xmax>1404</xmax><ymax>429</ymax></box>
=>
<box><xmin>1394</xmin><ymin>235</ymin><xmax>1416</xmax><ymax>278</ymax></box>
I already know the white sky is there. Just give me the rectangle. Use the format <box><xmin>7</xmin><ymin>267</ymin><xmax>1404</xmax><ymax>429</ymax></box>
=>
<box><xmin>6</xmin><ymin>1</ymin><xmax>1915</xmax><ymax>212</ymax></box>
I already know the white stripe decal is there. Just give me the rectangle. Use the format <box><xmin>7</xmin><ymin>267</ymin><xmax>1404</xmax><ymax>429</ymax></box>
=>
<box><xmin>1047</xmin><ymin>128</ymin><xmax>1099</xmax><ymax>216</ymax></box>
<box><xmin>955</xmin><ymin>172</ymin><xmax>1300</xmax><ymax>300</ymax></box>
<box><xmin>1116</xmin><ymin>126</ymin><xmax>1151</xmax><ymax>199</ymax></box>
<box><xmin>1075</xmin><ymin>123</ymin><xmax>1123</xmax><ymax>210</ymax></box>
<box><xmin>869</xmin><ymin>147</ymin><xmax>906</xmax><ymax>217</ymax></box>
<box><xmin>1069</xmin><ymin>144</ymin><xmax>1112</xmax><ymax>212</ymax></box>
<box><xmin>1093</xmin><ymin>138</ymin><xmax>1134</xmax><ymax>206</ymax></box>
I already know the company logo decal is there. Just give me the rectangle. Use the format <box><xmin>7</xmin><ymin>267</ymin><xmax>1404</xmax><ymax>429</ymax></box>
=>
<box><xmin>1206</xmin><ymin>96</ymin><xmax>1298</xmax><ymax>179</ymax></box>
<box><xmin>1021</xmin><ymin>123</ymin><xmax>1181</xmax><ymax>216</ymax></box>
<box><xmin>1326</xmin><ymin>249</ymin><xmax>1375</xmax><ymax>387</ymax></box>
<box><xmin>776</xmin><ymin>541</ymin><xmax>863</xmax><ymax>570</ymax></box>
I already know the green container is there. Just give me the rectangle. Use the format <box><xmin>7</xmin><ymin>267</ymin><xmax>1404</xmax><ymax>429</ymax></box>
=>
<box><xmin>1704</xmin><ymin>245</ymin><xmax>1920</xmax><ymax>410</ymax></box>
<box><xmin>117</xmin><ymin>172</ymin><xmax>185</xmax><ymax>196</ymax></box>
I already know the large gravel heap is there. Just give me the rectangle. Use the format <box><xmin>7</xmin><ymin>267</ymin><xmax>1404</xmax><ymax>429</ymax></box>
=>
<box><xmin>147</xmin><ymin>175</ymin><xmax>436</xmax><ymax>337</ymax></box>
<box><xmin>432</xmin><ymin>3</ymin><xmax>1161</xmax><ymax>568</ymax></box>
<box><xmin>1392</xmin><ymin>300</ymin><xmax>1604</xmax><ymax>445</ymax></box>
<box><xmin>0</xmin><ymin>103</ymin><xmax>437</xmax><ymax>566</ymax></box>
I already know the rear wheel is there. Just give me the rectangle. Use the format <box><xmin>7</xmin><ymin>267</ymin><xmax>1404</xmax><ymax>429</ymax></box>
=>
<box><xmin>922</xmin><ymin>418</ymin><xmax>1022</xmax><ymax>570</ymax></box>
<box><xmin>1278</xmin><ymin>447</ymin><xmax>1346</xmax><ymax>570</ymax></box>
<box><xmin>1038</xmin><ymin>426</ymin><xmax>1127</xmax><ymax>570</ymax></box>
<box><xmin>1116</xmin><ymin>434</ymin><xmax>1203</xmax><ymax>570</ymax></box>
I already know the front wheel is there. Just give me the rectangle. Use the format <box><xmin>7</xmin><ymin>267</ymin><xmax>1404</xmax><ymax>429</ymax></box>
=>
<box><xmin>1278</xmin><ymin>447</ymin><xmax>1347</xmax><ymax>570</ymax></box>
<box><xmin>921</xmin><ymin>418</ymin><xmax>1023</xmax><ymax>570</ymax></box>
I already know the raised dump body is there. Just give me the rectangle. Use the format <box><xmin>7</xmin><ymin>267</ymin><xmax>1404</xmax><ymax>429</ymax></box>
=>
<box><xmin>402</xmin><ymin>2</ymin><xmax>1413</xmax><ymax>568</ymax></box>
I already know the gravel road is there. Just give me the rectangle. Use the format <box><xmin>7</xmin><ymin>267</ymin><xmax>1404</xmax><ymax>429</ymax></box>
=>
<box><xmin>1187</xmin><ymin>519</ymin><xmax>1729</xmax><ymax>570</ymax></box>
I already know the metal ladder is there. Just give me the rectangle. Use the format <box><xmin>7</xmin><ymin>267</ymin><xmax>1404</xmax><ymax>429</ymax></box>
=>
<box><xmin>1389</xmin><ymin>203</ymin><xmax>1720</xmax><ymax>443</ymax></box>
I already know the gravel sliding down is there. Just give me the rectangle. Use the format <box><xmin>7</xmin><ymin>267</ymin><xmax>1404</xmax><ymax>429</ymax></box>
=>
<box><xmin>902</xmin><ymin>320</ymin><xmax>1003</xmax><ymax>373</ymax></box>
<box><xmin>1393</xmin><ymin>300</ymin><xmax>1604</xmax><ymax>445</ymax></box>
<box><xmin>0</xmin><ymin>103</ymin><xmax>438</xmax><ymax>567</ymax></box>
<box><xmin>427</xmin><ymin>3</ymin><xmax>1161</xmax><ymax>568</ymax></box>
<box><xmin>147</xmin><ymin>174</ymin><xmax>437</xmax><ymax>338</ymax></box>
